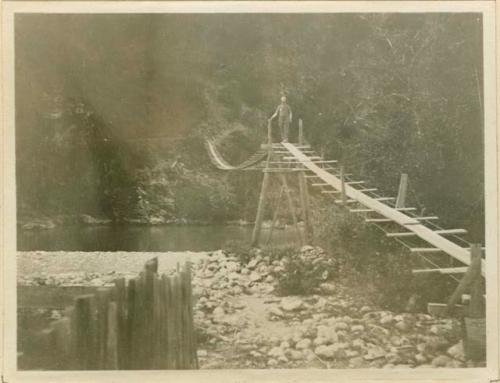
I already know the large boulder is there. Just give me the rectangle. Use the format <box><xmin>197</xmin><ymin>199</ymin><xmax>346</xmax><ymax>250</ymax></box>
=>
<box><xmin>295</xmin><ymin>338</ymin><xmax>312</xmax><ymax>350</ymax></box>
<box><xmin>363</xmin><ymin>346</ymin><xmax>387</xmax><ymax>361</ymax></box>
<box><xmin>247</xmin><ymin>257</ymin><xmax>262</xmax><ymax>270</ymax></box>
<box><xmin>22</xmin><ymin>218</ymin><xmax>56</xmax><ymax>230</ymax></box>
<box><xmin>268</xmin><ymin>347</ymin><xmax>285</xmax><ymax>359</ymax></box>
<box><xmin>447</xmin><ymin>341</ymin><xmax>465</xmax><ymax>361</ymax></box>
<box><xmin>225</xmin><ymin>261</ymin><xmax>240</xmax><ymax>272</ymax></box>
<box><xmin>431</xmin><ymin>354</ymin><xmax>453</xmax><ymax>367</ymax></box>
<box><xmin>80</xmin><ymin>214</ymin><xmax>112</xmax><ymax>225</ymax></box>
<box><xmin>249</xmin><ymin>272</ymin><xmax>263</xmax><ymax>282</ymax></box>
<box><xmin>316</xmin><ymin>325</ymin><xmax>338</xmax><ymax>344</ymax></box>
<box><xmin>268</xmin><ymin>306</ymin><xmax>285</xmax><ymax>319</ymax></box>
<box><xmin>280</xmin><ymin>297</ymin><xmax>304</xmax><ymax>312</ymax></box>
<box><xmin>315</xmin><ymin>345</ymin><xmax>335</xmax><ymax>359</ymax></box>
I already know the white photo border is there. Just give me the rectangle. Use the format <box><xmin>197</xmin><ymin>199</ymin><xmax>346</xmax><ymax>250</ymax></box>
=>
<box><xmin>1</xmin><ymin>2</ymin><xmax>498</xmax><ymax>382</ymax></box>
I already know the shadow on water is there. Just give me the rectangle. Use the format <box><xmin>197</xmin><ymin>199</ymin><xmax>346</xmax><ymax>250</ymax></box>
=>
<box><xmin>17</xmin><ymin>224</ymin><xmax>301</xmax><ymax>252</ymax></box>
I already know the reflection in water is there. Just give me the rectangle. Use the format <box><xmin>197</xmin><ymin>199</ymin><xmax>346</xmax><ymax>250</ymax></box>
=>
<box><xmin>18</xmin><ymin>224</ymin><xmax>301</xmax><ymax>252</ymax></box>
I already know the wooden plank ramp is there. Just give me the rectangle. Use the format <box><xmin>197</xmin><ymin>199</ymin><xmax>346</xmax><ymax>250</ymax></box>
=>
<box><xmin>281</xmin><ymin>142</ymin><xmax>485</xmax><ymax>276</ymax></box>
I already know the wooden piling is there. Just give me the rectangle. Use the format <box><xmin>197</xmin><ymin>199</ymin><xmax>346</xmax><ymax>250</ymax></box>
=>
<box><xmin>267</xmin><ymin>119</ymin><xmax>272</xmax><ymax>145</ymax></box>
<box><xmin>173</xmin><ymin>274</ymin><xmax>184</xmax><ymax>368</ymax></box>
<box><xmin>50</xmin><ymin>317</ymin><xmax>71</xmax><ymax>369</ymax></box>
<box><xmin>73</xmin><ymin>295</ymin><xmax>95</xmax><ymax>370</ymax></box>
<box><xmin>267</xmin><ymin>185</ymin><xmax>284</xmax><ymax>244</ymax></box>
<box><xmin>106</xmin><ymin>302</ymin><xmax>119</xmax><ymax>369</ymax></box>
<box><xmin>298</xmin><ymin>171</ymin><xmax>311</xmax><ymax>244</ymax></box>
<box><xmin>446</xmin><ymin>244</ymin><xmax>482</xmax><ymax>315</ymax></box>
<box><xmin>126</xmin><ymin>279</ymin><xmax>137</xmax><ymax>369</ymax></box>
<box><xmin>396</xmin><ymin>173</ymin><xmax>408</xmax><ymax>209</ymax></box>
<box><xmin>280</xmin><ymin>173</ymin><xmax>303</xmax><ymax>245</ymax></box>
<box><xmin>182</xmin><ymin>262</ymin><xmax>198</xmax><ymax>368</ymax></box>
<box><xmin>462</xmin><ymin>245</ymin><xmax>486</xmax><ymax>360</ymax></box>
<box><xmin>166</xmin><ymin>275</ymin><xmax>176</xmax><ymax>369</ymax></box>
<box><xmin>38</xmin><ymin>327</ymin><xmax>57</xmax><ymax>369</ymax></box>
<box><xmin>95</xmin><ymin>288</ymin><xmax>110</xmax><ymax>369</ymax></box>
<box><xmin>159</xmin><ymin>274</ymin><xmax>170</xmax><ymax>369</ymax></box>
<box><xmin>113</xmin><ymin>278</ymin><xmax>127</xmax><ymax>369</ymax></box>
<box><xmin>152</xmin><ymin>276</ymin><xmax>162</xmax><ymax>368</ymax></box>
<box><xmin>143</xmin><ymin>269</ymin><xmax>155</xmax><ymax>369</ymax></box>
<box><xmin>340</xmin><ymin>166</ymin><xmax>347</xmax><ymax>206</ymax></box>
<box><xmin>132</xmin><ymin>273</ymin><xmax>144</xmax><ymax>368</ymax></box>
<box><xmin>468</xmin><ymin>246</ymin><xmax>485</xmax><ymax>318</ymax></box>
<box><xmin>251</xmin><ymin>171</ymin><xmax>271</xmax><ymax>247</ymax></box>
<box><xmin>34</xmin><ymin>261</ymin><xmax>199</xmax><ymax>371</ymax></box>
<box><xmin>298</xmin><ymin>119</ymin><xmax>304</xmax><ymax>145</ymax></box>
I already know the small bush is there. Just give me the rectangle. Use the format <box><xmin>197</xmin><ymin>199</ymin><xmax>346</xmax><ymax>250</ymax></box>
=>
<box><xmin>261</xmin><ymin>246</ymin><xmax>297</xmax><ymax>262</ymax></box>
<box><xmin>312</xmin><ymin>204</ymin><xmax>438</xmax><ymax>311</ymax></box>
<box><xmin>272</xmin><ymin>247</ymin><xmax>338</xmax><ymax>296</ymax></box>
<box><xmin>223</xmin><ymin>239</ymin><xmax>254</xmax><ymax>264</ymax></box>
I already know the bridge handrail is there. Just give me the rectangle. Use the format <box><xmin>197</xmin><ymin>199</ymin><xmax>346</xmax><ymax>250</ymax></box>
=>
<box><xmin>205</xmin><ymin>140</ymin><xmax>268</xmax><ymax>171</ymax></box>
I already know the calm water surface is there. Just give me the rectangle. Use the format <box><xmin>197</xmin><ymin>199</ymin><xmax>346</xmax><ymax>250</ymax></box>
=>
<box><xmin>18</xmin><ymin>225</ymin><xmax>300</xmax><ymax>251</ymax></box>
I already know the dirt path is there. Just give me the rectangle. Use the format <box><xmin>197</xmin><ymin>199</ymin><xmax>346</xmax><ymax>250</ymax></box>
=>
<box><xmin>191</xmin><ymin>249</ymin><xmax>473</xmax><ymax>369</ymax></box>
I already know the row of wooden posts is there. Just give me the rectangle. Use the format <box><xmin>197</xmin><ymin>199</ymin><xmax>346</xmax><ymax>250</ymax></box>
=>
<box><xmin>445</xmin><ymin>244</ymin><xmax>486</xmax><ymax>360</ymax></box>
<box><xmin>39</xmin><ymin>261</ymin><xmax>198</xmax><ymax>370</ymax></box>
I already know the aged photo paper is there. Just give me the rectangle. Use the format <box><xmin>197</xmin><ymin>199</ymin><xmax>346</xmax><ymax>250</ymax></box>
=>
<box><xmin>1</xmin><ymin>1</ymin><xmax>499</xmax><ymax>382</ymax></box>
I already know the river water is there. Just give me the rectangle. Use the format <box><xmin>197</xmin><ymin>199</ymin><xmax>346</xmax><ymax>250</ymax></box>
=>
<box><xmin>17</xmin><ymin>224</ymin><xmax>301</xmax><ymax>252</ymax></box>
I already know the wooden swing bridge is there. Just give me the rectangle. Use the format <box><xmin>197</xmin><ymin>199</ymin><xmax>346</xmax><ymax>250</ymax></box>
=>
<box><xmin>206</xmin><ymin>118</ymin><xmax>485</xmax><ymax>315</ymax></box>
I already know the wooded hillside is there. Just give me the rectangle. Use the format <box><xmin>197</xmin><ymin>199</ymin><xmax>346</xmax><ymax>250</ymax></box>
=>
<box><xmin>15</xmin><ymin>13</ymin><xmax>484</xmax><ymax>241</ymax></box>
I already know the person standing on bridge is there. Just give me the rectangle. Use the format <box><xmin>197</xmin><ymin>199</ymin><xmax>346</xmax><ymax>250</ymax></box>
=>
<box><xmin>269</xmin><ymin>96</ymin><xmax>292</xmax><ymax>142</ymax></box>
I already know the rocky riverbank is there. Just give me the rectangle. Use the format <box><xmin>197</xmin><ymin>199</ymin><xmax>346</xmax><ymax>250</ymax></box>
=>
<box><xmin>17</xmin><ymin>247</ymin><xmax>481</xmax><ymax>369</ymax></box>
<box><xmin>190</xmin><ymin>248</ymin><xmax>476</xmax><ymax>369</ymax></box>
<box><xmin>17</xmin><ymin>251</ymin><xmax>208</xmax><ymax>285</ymax></box>
<box><xmin>18</xmin><ymin>214</ymin><xmax>258</xmax><ymax>231</ymax></box>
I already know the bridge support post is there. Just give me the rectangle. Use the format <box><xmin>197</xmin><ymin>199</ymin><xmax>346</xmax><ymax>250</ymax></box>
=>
<box><xmin>298</xmin><ymin>171</ymin><xmax>311</xmax><ymax>244</ymax></box>
<box><xmin>267</xmin><ymin>119</ymin><xmax>272</xmax><ymax>145</ymax></box>
<box><xmin>280</xmin><ymin>174</ymin><xmax>303</xmax><ymax>246</ymax></box>
<box><xmin>445</xmin><ymin>244</ymin><xmax>483</xmax><ymax>316</ymax></box>
<box><xmin>340</xmin><ymin>166</ymin><xmax>347</xmax><ymax>206</ymax></box>
<box><xmin>251</xmin><ymin>171</ymin><xmax>271</xmax><ymax>247</ymax></box>
<box><xmin>396</xmin><ymin>173</ymin><xmax>408</xmax><ymax>209</ymax></box>
<box><xmin>298</xmin><ymin>119</ymin><xmax>304</xmax><ymax>145</ymax></box>
<box><xmin>468</xmin><ymin>245</ymin><xmax>485</xmax><ymax>318</ymax></box>
<box><xmin>266</xmin><ymin>185</ymin><xmax>285</xmax><ymax>244</ymax></box>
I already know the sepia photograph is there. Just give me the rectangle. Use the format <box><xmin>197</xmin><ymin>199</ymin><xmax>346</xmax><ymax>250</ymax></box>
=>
<box><xmin>1</xmin><ymin>1</ymin><xmax>498</xmax><ymax>381</ymax></box>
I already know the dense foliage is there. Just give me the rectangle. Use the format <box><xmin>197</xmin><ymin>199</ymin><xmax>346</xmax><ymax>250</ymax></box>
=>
<box><xmin>16</xmin><ymin>13</ymin><xmax>484</xmax><ymax>240</ymax></box>
<box><xmin>311</xmin><ymin>205</ymin><xmax>459</xmax><ymax>310</ymax></box>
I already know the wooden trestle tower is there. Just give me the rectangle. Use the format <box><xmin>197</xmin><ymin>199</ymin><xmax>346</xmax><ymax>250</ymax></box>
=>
<box><xmin>251</xmin><ymin>119</ymin><xmax>313</xmax><ymax>247</ymax></box>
